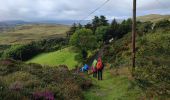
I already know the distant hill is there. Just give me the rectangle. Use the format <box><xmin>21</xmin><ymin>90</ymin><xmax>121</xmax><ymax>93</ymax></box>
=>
<box><xmin>0</xmin><ymin>20</ymin><xmax>91</xmax><ymax>26</ymax></box>
<box><xmin>137</xmin><ymin>14</ymin><xmax>170</xmax><ymax>22</ymax></box>
<box><xmin>0</xmin><ymin>20</ymin><xmax>29</xmax><ymax>25</ymax></box>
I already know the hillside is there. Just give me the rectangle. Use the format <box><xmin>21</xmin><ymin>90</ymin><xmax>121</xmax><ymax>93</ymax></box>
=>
<box><xmin>0</xmin><ymin>24</ymin><xmax>70</xmax><ymax>45</ymax></box>
<box><xmin>137</xmin><ymin>14</ymin><xmax>170</xmax><ymax>22</ymax></box>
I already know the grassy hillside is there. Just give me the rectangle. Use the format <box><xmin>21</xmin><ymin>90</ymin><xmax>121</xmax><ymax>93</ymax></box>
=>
<box><xmin>27</xmin><ymin>47</ymin><xmax>81</xmax><ymax>69</ymax></box>
<box><xmin>137</xmin><ymin>14</ymin><xmax>170</xmax><ymax>22</ymax></box>
<box><xmin>103</xmin><ymin>29</ymin><xmax>170</xmax><ymax>99</ymax></box>
<box><xmin>0</xmin><ymin>24</ymin><xmax>70</xmax><ymax>45</ymax></box>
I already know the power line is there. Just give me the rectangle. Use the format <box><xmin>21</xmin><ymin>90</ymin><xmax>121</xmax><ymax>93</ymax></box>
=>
<box><xmin>78</xmin><ymin>0</ymin><xmax>110</xmax><ymax>23</ymax></box>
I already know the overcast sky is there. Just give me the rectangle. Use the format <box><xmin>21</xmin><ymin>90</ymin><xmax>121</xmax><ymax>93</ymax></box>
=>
<box><xmin>0</xmin><ymin>0</ymin><xmax>170</xmax><ymax>21</ymax></box>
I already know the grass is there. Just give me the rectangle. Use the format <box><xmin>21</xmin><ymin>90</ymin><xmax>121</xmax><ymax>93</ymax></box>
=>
<box><xmin>84</xmin><ymin>67</ymin><xmax>144</xmax><ymax>100</ymax></box>
<box><xmin>0</xmin><ymin>24</ymin><xmax>70</xmax><ymax>45</ymax></box>
<box><xmin>27</xmin><ymin>47</ymin><xmax>81</xmax><ymax>69</ymax></box>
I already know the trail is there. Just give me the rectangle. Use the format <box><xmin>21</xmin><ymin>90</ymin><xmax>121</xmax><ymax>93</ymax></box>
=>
<box><xmin>84</xmin><ymin>45</ymin><xmax>144</xmax><ymax>100</ymax></box>
<box><xmin>87</xmin><ymin>45</ymin><xmax>106</xmax><ymax>66</ymax></box>
<box><xmin>83</xmin><ymin>67</ymin><xmax>144</xmax><ymax>100</ymax></box>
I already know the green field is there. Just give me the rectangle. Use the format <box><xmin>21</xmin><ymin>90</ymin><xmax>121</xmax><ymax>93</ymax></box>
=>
<box><xmin>27</xmin><ymin>47</ymin><xmax>81</xmax><ymax>69</ymax></box>
<box><xmin>84</xmin><ymin>67</ymin><xmax>144</xmax><ymax>100</ymax></box>
<box><xmin>0</xmin><ymin>24</ymin><xmax>70</xmax><ymax>45</ymax></box>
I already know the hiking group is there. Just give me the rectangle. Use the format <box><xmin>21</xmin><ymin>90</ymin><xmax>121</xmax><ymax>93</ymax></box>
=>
<box><xmin>80</xmin><ymin>57</ymin><xmax>104</xmax><ymax>80</ymax></box>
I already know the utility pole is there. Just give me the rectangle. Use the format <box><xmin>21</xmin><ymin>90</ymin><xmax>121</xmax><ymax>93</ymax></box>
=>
<box><xmin>132</xmin><ymin>0</ymin><xmax>136</xmax><ymax>75</ymax></box>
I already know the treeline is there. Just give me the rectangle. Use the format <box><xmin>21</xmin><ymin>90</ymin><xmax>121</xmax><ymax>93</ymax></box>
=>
<box><xmin>67</xmin><ymin>16</ymin><xmax>132</xmax><ymax>43</ymax></box>
<box><xmin>1</xmin><ymin>38</ymin><xmax>67</xmax><ymax>61</ymax></box>
<box><xmin>68</xmin><ymin>16</ymin><xmax>170</xmax><ymax>42</ymax></box>
<box><xmin>67</xmin><ymin>15</ymin><xmax>170</xmax><ymax>61</ymax></box>
<box><xmin>67</xmin><ymin>16</ymin><xmax>133</xmax><ymax>60</ymax></box>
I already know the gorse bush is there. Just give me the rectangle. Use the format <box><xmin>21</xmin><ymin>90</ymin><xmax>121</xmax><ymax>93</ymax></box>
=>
<box><xmin>135</xmin><ymin>32</ymin><xmax>170</xmax><ymax>97</ymax></box>
<box><xmin>2</xmin><ymin>38</ymin><xmax>67</xmax><ymax>61</ymax></box>
<box><xmin>102</xmin><ymin>19</ymin><xmax>170</xmax><ymax>98</ymax></box>
<box><xmin>103</xmin><ymin>33</ymin><xmax>131</xmax><ymax>67</ymax></box>
<box><xmin>154</xmin><ymin>20</ymin><xmax>170</xmax><ymax>30</ymax></box>
<box><xmin>0</xmin><ymin>59</ymin><xmax>92</xmax><ymax>100</ymax></box>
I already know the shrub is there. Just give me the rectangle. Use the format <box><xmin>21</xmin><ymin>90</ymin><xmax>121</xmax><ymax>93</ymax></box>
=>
<box><xmin>2</xmin><ymin>38</ymin><xmax>67</xmax><ymax>61</ymax></box>
<box><xmin>0</xmin><ymin>59</ymin><xmax>92</xmax><ymax>100</ymax></box>
<box><xmin>0</xmin><ymin>59</ymin><xmax>22</xmax><ymax>75</ymax></box>
<box><xmin>135</xmin><ymin>32</ymin><xmax>170</xmax><ymax>97</ymax></box>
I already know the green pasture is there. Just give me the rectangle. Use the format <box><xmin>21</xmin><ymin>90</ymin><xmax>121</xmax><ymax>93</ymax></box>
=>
<box><xmin>27</xmin><ymin>47</ymin><xmax>81</xmax><ymax>69</ymax></box>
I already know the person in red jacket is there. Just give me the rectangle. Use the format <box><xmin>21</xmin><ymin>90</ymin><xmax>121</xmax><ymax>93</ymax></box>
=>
<box><xmin>96</xmin><ymin>57</ymin><xmax>104</xmax><ymax>80</ymax></box>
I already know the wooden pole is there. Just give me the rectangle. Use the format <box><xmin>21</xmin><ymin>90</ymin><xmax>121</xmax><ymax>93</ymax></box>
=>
<box><xmin>132</xmin><ymin>0</ymin><xmax>136</xmax><ymax>75</ymax></box>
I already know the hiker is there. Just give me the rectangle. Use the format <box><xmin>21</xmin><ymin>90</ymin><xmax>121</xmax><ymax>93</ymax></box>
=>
<box><xmin>96</xmin><ymin>57</ymin><xmax>104</xmax><ymax>80</ymax></box>
<box><xmin>80</xmin><ymin>64</ymin><xmax>89</xmax><ymax>73</ymax></box>
<box><xmin>92</xmin><ymin>59</ymin><xmax>97</xmax><ymax>78</ymax></box>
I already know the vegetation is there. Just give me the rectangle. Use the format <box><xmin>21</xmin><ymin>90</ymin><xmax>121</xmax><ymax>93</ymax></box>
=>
<box><xmin>0</xmin><ymin>24</ymin><xmax>69</xmax><ymax>45</ymax></box>
<box><xmin>103</xmin><ymin>19</ymin><xmax>170</xmax><ymax>98</ymax></box>
<box><xmin>2</xmin><ymin>38</ymin><xmax>67</xmax><ymax>61</ymax></box>
<box><xmin>135</xmin><ymin>31</ymin><xmax>170</xmax><ymax>98</ymax></box>
<box><xmin>84</xmin><ymin>67</ymin><xmax>144</xmax><ymax>100</ymax></box>
<box><xmin>137</xmin><ymin>14</ymin><xmax>170</xmax><ymax>23</ymax></box>
<box><xmin>0</xmin><ymin>59</ymin><xmax>92</xmax><ymax>100</ymax></box>
<box><xmin>0</xmin><ymin>14</ymin><xmax>170</xmax><ymax>99</ymax></box>
<box><xmin>27</xmin><ymin>47</ymin><xmax>80</xmax><ymax>69</ymax></box>
<box><xmin>2</xmin><ymin>38</ymin><xmax>66</xmax><ymax>61</ymax></box>
<box><xmin>95</xmin><ymin>26</ymin><xmax>110</xmax><ymax>42</ymax></box>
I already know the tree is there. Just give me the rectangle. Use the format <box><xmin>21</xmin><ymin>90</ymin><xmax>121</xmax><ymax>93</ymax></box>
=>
<box><xmin>99</xmin><ymin>15</ymin><xmax>109</xmax><ymax>26</ymax></box>
<box><xmin>66</xmin><ymin>23</ymin><xmax>77</xmax><ymax>37</ymax></box>
<box><xmin>111</xmin><ymin>19</ymin><xmax>118</xmax><ymax>28</ymax></box>
<box><xmin>69</xmin><ymin>28</ymin><xmax>97</xmax><ymax>51</ymax></box>
<box><xmin>117</xmin><ymin>18</ymin><xmax>132</xmax><ymax>38</ymax></box>
<box><xmin>84</xmin><ymin>23</ymin><xmax>93</xmax><ymax>30</ymax></box>
<box><xmin>154</xmin><ymin>20</ymin><xmax>170</xmax><ymax>29</ymax></box>
<box><xmin>77</xmin><ymin>23</ymin><xmax>83</xmax><ymax>29</ymax></box>
<box><xmin>92</xmin><ymin>16</ymin><xmax>100</xmax><ymax>32</ymax></box>
<box><xmin>110</xmin><ymin>19</ymin><xmax>120</xmax><ymax>38</ymax></box>
<box><xmin>90</xmin><ymin>15</ymin><xmax>109</xmax><ymax>32</ymax></box>
<box><xmin>137</xmin><ymin>21</ymin><xmax>153</xmax><ymax>35</ymax></box>
<box><xmin>95</xmin><ymin>26</ymin><xmax>110</xmax><ymax>42</ymax></box>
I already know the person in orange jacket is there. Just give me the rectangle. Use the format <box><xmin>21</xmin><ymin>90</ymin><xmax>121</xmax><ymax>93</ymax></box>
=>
<box><xmin>96</xmin><ymin>57</ymin><xmax>104</xmax><ymax>80</ymax></box>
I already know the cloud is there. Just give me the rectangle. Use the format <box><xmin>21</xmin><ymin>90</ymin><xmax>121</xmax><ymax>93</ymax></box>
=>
<box><xmin>0</xmin><ymin>0</ymin><xmax>169</xmax><ymax>21</ymax></box>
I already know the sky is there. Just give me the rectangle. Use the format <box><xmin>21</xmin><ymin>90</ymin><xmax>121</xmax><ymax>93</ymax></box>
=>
<box><xmin>0</xmin><ymin>0</ymin><xmax>170</xmax><ymax>21</ymax></box>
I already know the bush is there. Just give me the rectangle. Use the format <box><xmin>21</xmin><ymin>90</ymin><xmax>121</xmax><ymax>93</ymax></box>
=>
<box><xmin>103</xmin><ymin>33</ymin><xmax>131</xmax><ymax>67</ymax></box>
<box><xmin>0</xmin><ymin>59</ymin><xmax>92</xmax><ymax>100</ymax></box>
<box><xmin>135</xmin><ymin>32</ymin><xmax>170</xmax><ymax>97</ymax></box>
<box><xmin>2</xmin><ymin>38</ymin><xmax>67</xmax><ymax>61</ymax></box>
<box><xmin>0</xmin><ymin>59</ymin><xmax>22</xmax><ymax>75</ymax></box>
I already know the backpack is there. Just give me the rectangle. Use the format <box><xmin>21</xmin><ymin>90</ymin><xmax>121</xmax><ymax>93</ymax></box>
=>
<box><xmin>97</xmin><ymin>58</ymin><xmax>103</xmax><ymax>70</ymax></box>
<box><xmin>83</xmin><ymin>64</ymin><xmax>89</xmax><ymax>71</ymax></box>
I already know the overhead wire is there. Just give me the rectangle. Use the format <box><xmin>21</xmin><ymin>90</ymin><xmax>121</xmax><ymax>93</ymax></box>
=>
<box><xmin>78</xmin><ymin>0</ymin><xmax>110</xmax><ymax>24</ymax></box>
